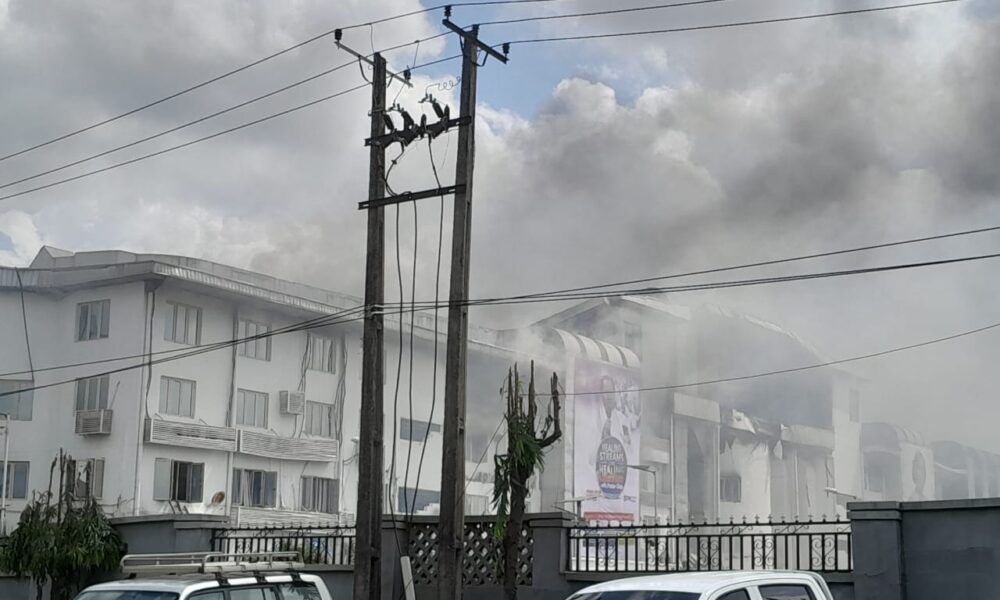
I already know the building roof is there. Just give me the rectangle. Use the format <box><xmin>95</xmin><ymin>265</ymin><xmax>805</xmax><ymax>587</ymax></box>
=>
<box><xmin>4</xmin><ymin>247</ymin><xmax>508</xmax><ymax>354</ymax></box>
<box><xmin>572</xmin><ymin>571</ymin><xmax>825</xmax><ymax>595</ymax></box>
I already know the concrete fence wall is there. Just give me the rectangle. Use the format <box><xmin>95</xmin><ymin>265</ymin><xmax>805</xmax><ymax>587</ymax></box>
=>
<box><xmin>850</xmin><ymin>498</ymin><xmax>1000</xmax><ymax>600</ymax></box>
<box><xmin>13</xmin><ymin>500</ymin><xmax>1000</xmax><ymax>600</ymax></box>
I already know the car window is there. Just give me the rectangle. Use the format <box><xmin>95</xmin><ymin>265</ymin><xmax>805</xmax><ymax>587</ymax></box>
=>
<box><xmin>188</xmin><ymin>593</ymin><xmax>224</xmax><ymax>600</ymax></box>
<box><xmin>278</xmin><ymin>583</ymin><xmax>322</xmax><ymax>600</ymax></box>
<box><xmin>759</xmin><ymin>585</ymin><xmax>815</xmax><ymax>600</ymax></box>
<box><xmin>228</xmin><ymin>588</ymin><xmax>278</xmax><ymax>600</ymax></box>
<box><xmin>717</xmin><ymin>589</ymin><xmax>751</xmax><ymax>600</ymax></box>
<box><xmin>571</xmin><ymin>592</ymin><xmax>701</xmax><ymax>600</ymax></box>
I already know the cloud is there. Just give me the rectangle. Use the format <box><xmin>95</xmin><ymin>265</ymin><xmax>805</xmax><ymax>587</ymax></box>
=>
<box><xmin>0</xmin><ymin>209</ymin><xmax>44</xmax><ymax>266</ymax></box>
<box><xmin>1</xmin><ymin>1</ymin><xmax>999</xmax><ymax>449</ymax></box>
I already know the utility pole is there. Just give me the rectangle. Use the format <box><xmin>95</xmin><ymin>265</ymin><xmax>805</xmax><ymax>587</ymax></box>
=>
<box><xmin>353</xmin><ymin>52</ymin><xmax>387</xmax><ymax>600</ymax></box>
<box><xmin>438</xmin><ymin>20</ymin><xmax>508</xmax><ymax>600</ymax></box>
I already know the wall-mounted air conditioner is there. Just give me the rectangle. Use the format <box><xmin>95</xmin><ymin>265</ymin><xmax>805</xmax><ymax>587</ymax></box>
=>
<box><xmin>279</xmin><ymin>391</ymin><xmax>306</xmax><ymax>415</ymax></box>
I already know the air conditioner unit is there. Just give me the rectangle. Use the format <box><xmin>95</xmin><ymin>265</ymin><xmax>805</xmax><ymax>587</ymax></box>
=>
<box><xmin>75</xmin><ymin>409</ymin><xmax>113</xmax><ymax>435</ymax></box>
<box><xmin>279</xmin><ymin>391</ymin><xmax>306</xmax><ymax>415</ymax></box>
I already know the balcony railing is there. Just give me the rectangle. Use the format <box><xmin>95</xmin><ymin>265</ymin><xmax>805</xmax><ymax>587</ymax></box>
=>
<box><xmin>76</xmin><ymin>409</ymin><xmax>113</xmax><ymax>435</ymax></box>
<box><xmin>237</xmin><ymin>430</ymin><xmax>338</xmax><ymax>462</ymax></box>
<box><xmin>145</xmin><ymin>418</ymin><xmax>238</xmax><ymax>452</ymax></box>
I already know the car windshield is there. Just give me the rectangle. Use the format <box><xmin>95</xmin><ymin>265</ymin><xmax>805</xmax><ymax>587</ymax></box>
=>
<box><xmin>74</xmin><ymin>592</ymin><xmax>179</xmax><ymax>600</ymax></box>
<box><xmin>572</xmin><ymin>592</ymin><xmax>700</xmax><ymax>600</ymax></box>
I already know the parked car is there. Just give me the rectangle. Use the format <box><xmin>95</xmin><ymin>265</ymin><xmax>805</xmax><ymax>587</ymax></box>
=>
<box><xmin>74</xmin><ymin>552</ymin><xmax>333</xmax><ymax>600</ymax></box>
<box><xmin>566</xmin><ymin>571</ymin><xmax>834</xmax><ymax>600</ymax></box>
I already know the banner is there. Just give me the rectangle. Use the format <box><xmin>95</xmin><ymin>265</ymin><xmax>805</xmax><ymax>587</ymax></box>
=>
<box><xmin>901</xmin><ymin>443</ymin><xmax>934</xmax><ymax>501</ymax></box>
<box><xmin>573</xmin><ymin>359</ymin><xmax>641</xmax><ymax>521</ymax></box>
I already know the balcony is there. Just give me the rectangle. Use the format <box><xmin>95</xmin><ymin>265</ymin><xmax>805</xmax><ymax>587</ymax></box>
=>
<box><xmin>145</xmin><ymin>418</ymin><xmax>238</xmax><ymax>452</ymax></box>
<box><xmin>76</xmin><ymin>409</ymin><xmax>113</xmax><ymax>435</ymax></box>
<box><xmin>237</xmin><ymin>430</ymin><xmax>338</xmax><ymax>462</ymax></box>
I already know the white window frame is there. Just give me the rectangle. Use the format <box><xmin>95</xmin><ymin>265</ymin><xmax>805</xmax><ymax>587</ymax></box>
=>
<box><xmin>307</xmin><ymin>334</ymin><xmax>336</xmax><ymax>373</ymax></box>
<box><xmin>232</xmin><ymin>468</ymin><xmax>278</xmax><ymax>508</ymax></box>
<box><xmin>74</xmin><ymin>375</ymin><xmax>110</xmax><ymax>412</ymax></box>
<box><xmin>236</xmin><ymin>389</ymin><xmax>269</xmax><ymax>428</ymax></box>
<box><xmin>67</xmin><ymin>458</ymin><xmax>105</xmax><ymax>500</ymax></box>
<box><xmin>303</xmin><ymin>401</ymin><xmax>334</xmax><ymax>438</ymax></box>
<box><xmin>76</xmin><ymin>299</ymin><xmax>111</xmax><ymax>341</ymax></box>
<box><xmin>300</xmin><ymin>476</ymin><xmax>338</xmax><ymax>514</ymax></box>
<box><xmin>0</xmin><ymin>379</ymin><xmax>33</xmax><ymax>421</ymax></box>
<box><xmin>3</xmin><ymin>461</ymin><xmax>29</xmax><ymax>500</ymax></box>
<box><xmin>238</xmin><ymin>319</ymin><xmax>271</xmax><ymax>361</ymax></box>
<box><xmin>153</xmin><ymin>458</ymin><xmax>204</xmax><ymax>503</ymax></box>
<box><xmin>159</xmin><ymin>376</ymin><xmax>196</xmax><ymax>418</ymax></box>
<box><xmin>164</xmin><ymin>301</ymin><xmax>202</xmax><ymax>345</ymax></box>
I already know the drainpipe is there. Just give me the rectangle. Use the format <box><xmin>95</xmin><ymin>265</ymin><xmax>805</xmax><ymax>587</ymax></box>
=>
<box><xmin>133</xmin><ymin>282</ymin><xmax>158</xmax><ymax>516</ymax></box>
<box><xmin>1</xmin><ymin>413</ymin><xmax>9</xmax><ymax>533</ymax></box>
<box><xmin>224</xmin><ymin>308</ymin><xmax>239</xmax><ymax>519</ymax></box>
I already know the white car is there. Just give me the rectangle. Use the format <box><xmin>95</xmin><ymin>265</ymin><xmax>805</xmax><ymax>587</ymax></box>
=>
<box><xmin>74</xmin><ymin>552</ymin><xmax>334</xmax><ymax>600</ymax></box>
<box><xmin>567</xmin><ymin>571</ymin><xmax>835</xmax><ymax>600</ymax></box>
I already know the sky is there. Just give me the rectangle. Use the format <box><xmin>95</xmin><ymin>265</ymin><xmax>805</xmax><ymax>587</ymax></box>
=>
<box><xmin>1</xmin><ymin>0</ymin><xmax>999</xmax><ymax>448</ymax></box>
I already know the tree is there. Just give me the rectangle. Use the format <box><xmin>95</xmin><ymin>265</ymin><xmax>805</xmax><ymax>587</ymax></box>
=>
<box><xmin>0</xmin><ymin>451</ymin><xmax>123</xmax><ymax>600</ymax></box>
<box><xmin>491</xmin><ymin>362</ymin><xmax>562</xmax><ymax>600</ymax></box>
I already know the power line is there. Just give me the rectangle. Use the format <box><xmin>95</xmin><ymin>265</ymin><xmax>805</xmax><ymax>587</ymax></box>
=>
<box><xmin>479</xmin><ymin>0</ymin><xmax>731</xmax><ymax>27</ymax></box>
<box><xmin>505</xmin><ymin>223</ymin><xmax>1000</xmax><ymax>301</ymax></box>
<box><xmin>0</xmin><ymin>0</ymin><xmax>561</xmax><ymax>164</ymax></box>
<box><xmin>551</xmin><ymin>319</ymin><xmax>1000</xmax><ymax>397</ymax></box>
<box><xmin>0</xmin><ymin>51</ymin><xmax>465</xmax><ymax>204</ymax></box>
<box><xmin>3</xmin><ymin>226</ymin><xmax>998</xmax><ymax>379</ymax></box>
<box><xmin>504</xmin><ymin>0</ymin><xmax>962</xmax><ymax>45</ymax></box>
<box><xmin>0</xmin><ymin>83</ymin><xmax>366</xmax><ymax>203</ymax></box>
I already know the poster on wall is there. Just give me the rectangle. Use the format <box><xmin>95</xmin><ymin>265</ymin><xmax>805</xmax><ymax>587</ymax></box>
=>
<box><xmin>573</xmin><ymin>358</ymin><xmax>641</xmax><ymax>522</ymax></box>
<box><xmin>900</xmin><ymin>443</ymin><xmax>934</xmax><ymax>501</ymax></box>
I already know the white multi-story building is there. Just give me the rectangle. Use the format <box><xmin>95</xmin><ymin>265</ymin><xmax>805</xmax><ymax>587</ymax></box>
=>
<box><xmin>0</xmin><ymin>247</ymin><xmax>519</xmax><ymax>527</ymax></box>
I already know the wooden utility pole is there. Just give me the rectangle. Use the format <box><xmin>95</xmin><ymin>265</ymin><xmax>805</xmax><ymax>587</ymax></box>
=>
<box><xmin>354</xmin><ymin>52</ymin><xmax>387</xmax><ymax>600</ymax></box>
<box><xmin>438</xmin><ymin>21</ymin><xmax>508</xmax><ymax>600</ymax></box>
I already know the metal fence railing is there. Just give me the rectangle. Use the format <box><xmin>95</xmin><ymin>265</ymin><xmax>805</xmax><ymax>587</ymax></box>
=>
<box><xmin>567</xmin><ymin>517</ymin><xmax>852</xmax><ymax>574</ymax></box>
<box><xmin>211</xmin><ymin>524</ymin><xmax>356</xmax><ymax>566</ymax></box>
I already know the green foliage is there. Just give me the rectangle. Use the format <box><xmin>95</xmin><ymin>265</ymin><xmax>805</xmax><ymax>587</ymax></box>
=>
<box><xmin>492</xmin><ymin>416</ymin><xmax>544</xmax><ymax>538</ymax></box>
<box><xmin>0</xmin><ymin>452</ymin><xmax>123</xmax><ymax>600</ymax></box>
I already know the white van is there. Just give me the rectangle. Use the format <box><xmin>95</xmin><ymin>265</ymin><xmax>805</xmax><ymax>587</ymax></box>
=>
<box><xmin>567</xmin><ymin>570</ymin><xmax>835</xmax><ymax>600</ymax></box>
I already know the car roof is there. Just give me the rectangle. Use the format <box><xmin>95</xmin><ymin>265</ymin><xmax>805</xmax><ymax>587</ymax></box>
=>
<box><xmin>81</xmin><ymin>572</ymin><xmax>322</xmax><ymax>594</ymax></box>
<box><xmin>574</xmin><ymin>571</ymin><xmax>819</xmax><ymax>594</ymax></box>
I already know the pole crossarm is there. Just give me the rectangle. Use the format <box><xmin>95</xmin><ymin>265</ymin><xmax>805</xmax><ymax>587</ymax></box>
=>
<box><xmin>358</xmin><ymin>184</ymin><xmax>465</xmax><ymax>210</ymax></box>
<box><xmin>334</xmin><ymin>34</ymin><xmax>414</xmax><ymax>88</ymax></box>
<box><xmin>442</xmin><ymin>19</ymin><xmax>510</xmax><ymax>63</ymax></box>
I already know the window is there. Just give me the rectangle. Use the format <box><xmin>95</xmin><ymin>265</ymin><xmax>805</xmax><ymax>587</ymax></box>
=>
<box><xmin>188</xmin><ymin>593</ymin><xmax>224</xmax><ymax>600</ymax></box>
<box><xmin>466</xmin><ymin>494</ymin><xmax>488</xmax><ymax>515</ymax></box>
<box><xmin>76</xmin><ymin>299</ymin><xmax>110</xmax><ymax>341</ymax></box>
<box><xmin>758</xmin><ymin>585</ymin><xmax>814</xmax><ymax>600</ymax></box>
<box><xmin>720</xmin><ymin>475</ymin><xmax>742</xmax><ymax>503</ymax></box>
<box><xmin>67</xmin><ymin>458</ymin><xmax>105</xmax><ymax>499</ymax></box>
<box><xmin>849</xmin><ymin>389</ymin><xmax>861</xmax><ymax>423</ymax></box>
<box><xmin>301</xmin><ymin>476</ymin><xmax>338</xmax><ymax>513</ymax></box>
<box><xmin>0</xmin><ymin>380</ymin><xmax>33</xmax><ymax>420</ymax></box>
<box><xmin>236</xmin><ymin>389</ymin><xmax>268</xmax><ymax>428</ymax></box>
<box><xmin>278</xmin><ymin>583</ymin><xmax>322</xmax><ymax>600</ymax></box>
<box><xmin>75</xmin><ymin>375</ymin><xmax>110</xmax><ymax>411</ymax></box>
<box><xmin>398</xmin><ymin>487</ymin><xmax>440</xmax><ymax>514</ymax></box>
<box><xmin>718</xmin><ymin>591</ymin><xmax>751</xmax><ymax>600</ymax></box>
<box><xmin>232</xmin><ymin>469</ymin><xmax>277</xmax><ymax>508</ymax></box>
<box><xmin>238</xmin><ymin>319</ymin><xmax>271</xmax><ymax>361</ymax></box>
<box><xmin>158</xmin><ymin>376</ymin><xmax>196</xmax><ymax>418</ymax></box>
<box><xmin>400</xmin><ymin>417</ymin><xmax>441</xmax><ymax>442</ymax></box>
<box><xmin>153</xmin><ymin>459</ymin><xmax>203</xmax><ymax>502</ymax></box>
<box><xmin>3</xmin><ymin>461</ymin><xmax>29</xmax><ymax>499</ymax></box>
<box><xmin>78</xmin><ymin>593</ymin><xmax>183</xmax><ymax>600</ymax></box>
<box><xmin>164</xmin><ymin>301</ymin><xmax>201</xmax><ymax>345</ymax></box>
<box><xmin>307</xmin><ymin>334</ymin><xmax>336</xmax><ymax>373</ymax></box>
<box><xmin>303</xmin><ymin>401</ymin><xmax>333</xmax><ymax>437</ymax></box>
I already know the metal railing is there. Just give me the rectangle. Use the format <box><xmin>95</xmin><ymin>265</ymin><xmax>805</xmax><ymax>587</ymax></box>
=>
<box><xmin>567</xmin><ymin>517</ymin><xmax>852</xmax><ymax>574</ymax></box>
<box><xmin>211</xmin><ymin>524</ymin><xmax>355</xmax><ymax>567</ymax></box>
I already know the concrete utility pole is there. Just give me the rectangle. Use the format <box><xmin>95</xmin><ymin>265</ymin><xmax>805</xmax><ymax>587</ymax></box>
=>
<box><xmin>354</xmin><ymin>52</ymin><xmax>388</xmax><ymax>600</ymax></box>
<box><xmin>438</xmin><ymin>20</ymin><xmax>508</xmax><ymax>600</ymax></box>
